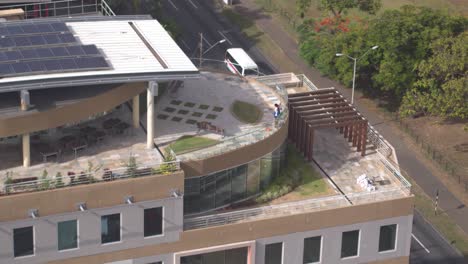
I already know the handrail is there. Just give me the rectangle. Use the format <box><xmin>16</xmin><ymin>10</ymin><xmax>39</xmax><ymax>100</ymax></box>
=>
<box><xmin>2</xmin><ymin>160</ymin><xmax>180</xmax><ymax>195</ymax></box>
<box><xmin>296</xmin><ymin>74</ymin><xmax>318</xmax><ymax>90</ymax></box>
<box><xmin>184</xmin><ymin>185</ymin><xmax>409</xmax><ymax>230</ymax></box>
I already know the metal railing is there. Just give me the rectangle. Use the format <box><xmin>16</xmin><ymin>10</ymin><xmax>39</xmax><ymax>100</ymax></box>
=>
<box><xmin>377</xmin><ymin>152</ymin><xmax>412</xmax><ymax>193</ymax></box>
<box><xmin>184</xmin><ymin>194</ymin><xmax>348</xmax><ymax>230</ymax></box>
<box><xmin>0</xmin><ymin>0</ymin><xmax>115</xmax><ymax>19</ymax></box>
<box><xmin>367</xmin><ymin>125</ymin><xmax>393</xmax><ymax>158</ymax></box>
<box><xmin>2</xmin><ymin>160</ymin><xmax>180</xmax><ymax>195</ymax></box>
<box><xmin>296</xmin><ymin>74</ymin><xmax>318</xmax><ymax>90</ymax></box>
<box><xmin>184</xmin><ymin>184</ymin><xmax>410</xmax><ymax>230</ymax></box>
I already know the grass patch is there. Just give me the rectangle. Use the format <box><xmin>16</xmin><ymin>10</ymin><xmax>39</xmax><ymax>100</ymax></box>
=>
<box><xmin>157</xmin><ymin>114</ymin><xmax>169</xmax><ymax>120</ymax></box>
<box><xmin>192</xmin><ymin>112</ymin><xmax>203</xmax><ymax>117</ymax></box>
<box><xmin>178</xmin><ymin>109</ymin><xmax>189</xmax><ymax>115</ymax></box>
<box><xmin>222</xmin><ymin>8</ymin><xmax>300</xmax><ymax>73</ymax></box>
<box><xmin>256</xmin><ymin>144</ymin><xmax>330</xmax><ymax>203</ymax></box>
<box><xmin>206</xmin><ymin>114</ymin><xmax>218</xmax><ymax>120</ymax></box>
<box><xmin>212</xmin><ymin>106</ymin><xmax>224</xmax><ymax>112</ymax></box>
<box><xmin>169</xmin><ymin>135</ymin><xmax>220</xmax><ymax>154</ymax></box>
<box><xmin>230</xmin><ymin>100</ymin><xmax>263</xmax><ymax>124</ymax></box>
<box><xmin>406</xmin><ymin>175</ymin><xmax>468</xmax><ymax>256</ymax></box>
<box><xmin>184</xmin><ymin>102</ymin><xmax>196</xmax><ymax>108</ymax></box>
<box><xmin>199</xmin><ymin>104</ymin><xmax>210</xmax><ymax>110</ymax></box>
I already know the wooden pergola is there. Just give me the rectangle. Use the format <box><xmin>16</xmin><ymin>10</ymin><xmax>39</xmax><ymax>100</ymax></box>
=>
<box><xmin>288</xmin><ymin>88</ymin><xmax>368</xmax><ymax>161</ymax></box>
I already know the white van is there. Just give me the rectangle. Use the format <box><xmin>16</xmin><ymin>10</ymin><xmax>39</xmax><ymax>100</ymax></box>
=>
<box><xmin>225</xmin><ymin>48</ymin><xmax>259</xmax><ymax>76</ymax></box>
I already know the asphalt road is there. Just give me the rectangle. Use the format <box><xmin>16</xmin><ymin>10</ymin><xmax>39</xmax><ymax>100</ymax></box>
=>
<box><xmin>159</xmin><ymin>0</ymin><xmax>466</xmax><ymax>263</ymax></box>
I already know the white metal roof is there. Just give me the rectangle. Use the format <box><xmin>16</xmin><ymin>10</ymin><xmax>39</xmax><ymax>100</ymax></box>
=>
<box><xmin>227</xmin><ymin>48</ymin><xmax>258</xmax><ymax>69</ymax></box>
<box><xmin>0</xmin><ymin>18</ymin><xmax>198</xmax><ymax>91</ymax></box>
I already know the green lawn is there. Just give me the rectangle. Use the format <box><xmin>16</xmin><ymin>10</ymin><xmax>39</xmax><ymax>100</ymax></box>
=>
<box><xmin>256</xmin><ymin>144</ymin><xmax>331</xmax><ymax>203</ymax></box>
<box><xmin>231</xmin><ymin>100</ymin><xmax>263</xmax><ymax>124</ymax></box>
<box><xmin>168</xmin><ymin>135</ymin><xmax>220</xmax><ymax>154</ymax></box>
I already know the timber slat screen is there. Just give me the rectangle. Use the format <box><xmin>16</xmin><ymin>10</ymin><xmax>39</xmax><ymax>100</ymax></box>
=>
<box><xmin>288</xmin><ymin>88</ymin><xmax>368</xmax><ymax>161</ymax></box>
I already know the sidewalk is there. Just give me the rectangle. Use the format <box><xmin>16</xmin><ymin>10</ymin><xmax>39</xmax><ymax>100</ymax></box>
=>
<box><xmin>232</xmin><ymin>0</ymin><xmax>468</xmax><ymax>233</ymax></box>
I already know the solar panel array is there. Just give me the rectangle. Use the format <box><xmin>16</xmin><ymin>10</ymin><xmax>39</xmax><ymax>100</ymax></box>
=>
<box><xmin>0</xmin><ymin>22</ymin><xmax>111</xmax><ymax>78</ymax></box>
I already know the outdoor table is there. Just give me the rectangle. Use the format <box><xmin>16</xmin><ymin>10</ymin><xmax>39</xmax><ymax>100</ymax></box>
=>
<box><xmin>40</xmin><ymin>150</ymin><xmax>60</xmax><ymax>162</ymax></box>
<box><xmin>72</xmin><ymin>143</ymin><xmax>88</xmax><ymax>159</ymax></box>
<box><xmin>102</xmin><ymin>118</ymin><xmax>120</xmax><ymax>130</ymax></box>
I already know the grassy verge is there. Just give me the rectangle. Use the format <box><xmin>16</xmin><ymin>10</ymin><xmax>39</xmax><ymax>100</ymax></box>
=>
<box><xmin>169</xmin><ymin>135</ymin><xmax>219</xmax><ymax>154</ymax></box>
<box><xmin>231</xmin><ymin>100</ymin><xmax>263</xmax><ymax>124</ymax></box>
<box><xmin>406</xmin><ymin>174</ymin><xmax>468</xmax><ymax>256</ymax></box>
<box><xmin>222</xmin><ymin>8</ymin><xmax>300</xmax><ymax>73</ymax></box>
<box><xmin>256</xmin><ymin>144</ymin><xmax>331</xmax><ymax>203</ymax></box>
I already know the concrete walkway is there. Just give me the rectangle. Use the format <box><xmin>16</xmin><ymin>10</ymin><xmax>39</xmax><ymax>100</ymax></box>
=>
<box><xmin>231</xmin><ymin>0</ymin><xmax>468</xmax><ymax>233</ymax></box>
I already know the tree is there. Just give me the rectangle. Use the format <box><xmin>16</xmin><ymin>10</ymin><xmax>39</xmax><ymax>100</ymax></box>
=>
<box><xmin>401</xmin><ymin>33</ymin><xmax>468</xmax><ymax>119</ymax></box>
<box><xmin>297</xmin><ymin>0</ymin><xmax>382</xmax><ymax>18</ymax></box>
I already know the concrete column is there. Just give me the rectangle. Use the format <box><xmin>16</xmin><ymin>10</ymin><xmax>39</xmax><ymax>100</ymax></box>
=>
<box><xmin>22</xmin><ymin>134</ymin><xmax>30</xmax><ymax>167</ymax></box>
<box><xmin>132</xmin><ymin>95</ymin><xmax>140</xmax><ymax>128</ymax></box>
<box><xmin>146</xmin><ymin>82</ymin><xmax>157</xmax><ymax>149</ymax></box>
<box><xmin>20</xmin><ymin>91</ymin><xmax>30</xmax><ymax>168</ymax></box>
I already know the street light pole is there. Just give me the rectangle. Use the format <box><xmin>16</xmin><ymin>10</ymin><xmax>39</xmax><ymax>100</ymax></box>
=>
<box><xmin>336</xmin><ymin>45</ymin><xmax>379</xmax><ymax>104</ymax></box>
<box><xmin>198</xmin><ymin>32</ymin><xmax>226</xmax><ymax>68</ymax></box>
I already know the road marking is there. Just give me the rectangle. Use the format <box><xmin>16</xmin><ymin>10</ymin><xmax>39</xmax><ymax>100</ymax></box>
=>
<box><xmin>412</xmin><ymin>234</ymin><xmax>430</xmax><ymax>253</ymax></box>
<box><xmin>180</xmin><ymin>39</ymin><xmax>191</xmax><ymax>51</ymax></box>
<box><xmin>167</xmin><ymin>0</ymin><xmax>178</xmax><ymax>10</ymax></box>
<box><xmin>186</xmin><ymin>0</ymin><xmax>198</xmax><ymax>9</ymax></box>
<box><xmin>218</xmin><ymin>30</ymin><xmax>232</xmax><ymax>45</ymax></box>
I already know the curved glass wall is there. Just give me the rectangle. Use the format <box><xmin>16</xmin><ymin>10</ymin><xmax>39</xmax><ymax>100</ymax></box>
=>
<box><xmin>184</xmin><ymin>142</ymin><xmax>287</xmax><ymax>215</ymax></box>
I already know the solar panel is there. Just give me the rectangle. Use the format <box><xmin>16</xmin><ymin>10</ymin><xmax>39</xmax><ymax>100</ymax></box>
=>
<box><xmin>11</xmin><ymin>62</ymin><xmax>31</xmax><ymax>74</ymax></box>
<box><xmin>20</xmin><ymin>49</ymin><xmax>39</xmax><ymax>60</ymax></box>
<box><xmin>43</xmin><ymin>59</ymin><xmax>62</xmax><ymax>71</ymax></box>
<box><xmin>36</xmin><ymin>48</ymin><xmax>54</xmax><ymax>58</ymax></box>
<box><xmin>29</xmin><ymin>35</ymin><xmax>46</xmax><ymax>46</ymax></box>
<box><xmin>59</xmin><ymin>58</ymin><xmax>78</xmax><ymax>70</ymax></box>
<box><xmin>5</xmin><ymin>51</ymin><xmax>22</xmax><ymax>61</ymax></box>
<box><xmin>0</xmin><ymin>25</ymin><xmax>110</xmax><ymax>78</ymax></box>
<box><xmin>0</xmin><ymin>64</ymin><xmax>12</xmax><ymax>75</ymax></box>
<box><xmin>66</xmin><ymin>46</ymin><xmax>85</xmax><ymax>56</ymax></box>
<box><xmin>51</xmin><ymin>47</ymin><xmax>69</xmax><ymax>57</ymax></box>
<box><xmin>27</xmin><ymin>61</ymin><xmax>46</xmax><ymax>72</ymax></box>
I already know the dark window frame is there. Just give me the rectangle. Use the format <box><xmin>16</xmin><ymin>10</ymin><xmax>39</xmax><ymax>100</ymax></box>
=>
<box><xmin>101</xmin><ymin>213</ymin><xmax>121</xmax><ymax>244</ymax></box>
<box><xmin>340</xmin><ymin>230</ymin><xmax>360</xmax><ymax>258</ymax></box>
<box><xmin>144</xmin><ymin>207</ymin><xmax>164</xmax><ymax>237</ymax></box>
<box><xmin>378</xmin><ymin>224</ymin><xmax>398</xmax><ymax>252</ymax></box>
<box><xmin>265</xmin><ymin>242</ymin><xmax>283</xmax><ymax>264</ymax></box>
<box><xmin>13</xmin><ymin>226</ymin><xmax>34</xmax><ymax>258</ymax></box>
<box><xmin>303</xmin><ymin>236</ymin><xmax>322</xmax><ymax>263</ymax></box>
<box><xmin>57</xmin><ymin>219</ymin><xmax>78</xmax><ymax>251</ymax></box>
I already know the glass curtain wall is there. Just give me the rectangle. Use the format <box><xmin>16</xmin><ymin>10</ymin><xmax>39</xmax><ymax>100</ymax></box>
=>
<box><xmin>184</xmin><ymin>142</ymin><xmax>286</xmax><ymax>215</ymax></box>
<box><xmin>181</xmin><ymin>247</ymin><xmax>248</xmax><ymax>264</ymax></box>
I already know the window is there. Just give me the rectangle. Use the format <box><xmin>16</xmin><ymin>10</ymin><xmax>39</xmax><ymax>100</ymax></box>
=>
<box><xmin>144</xmin><ymin>207</ymin><xmax>163</xmax><ymax>237</ymax></box>
<box><xmin>58</xmin><ymin>220</ymin><xmax>78</xmax><ymax>250</ymax></box>
<box><xmin>13</xmin><ymin>226</ymin><xmax>34</xmax><ymax>257</ymax></box>
<box><xmin>147</xmin><ymin>262</ymin><xmax>162</xmax><ymax>264</ymax></box>
<box><xmin>265</xmin><ymin>242</ymin><xmax>283</xmax><ymax>264</ymax></box>
<box><xmin>303</xmin><ymin>236</ymin><xmax>321</xmax><ymax>263</ymax></box>
<box><xmin>379</xmin><ymin>224</ymin><xmax>397</xmax><ymax>252</ymax></box>
<box><xmin>341</xmin><ymin>230</ymin><xmax>360</xmax><ymax>258</ymax></box>
<box><xmin>101</xmin><ymin>213</ymin><xmax>120</xmax><ymax>244</ymax></box>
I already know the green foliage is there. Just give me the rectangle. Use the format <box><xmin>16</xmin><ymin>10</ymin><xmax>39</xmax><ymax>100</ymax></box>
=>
<box><xmin>4</xmin><ymin>171</ymin><xmax>13</xmax><ymax>185</ymax></box>
<box><xmin>40</xmin><ymin>174</ymin><xmax>52</xmax><ymax>190</ymax></box>
<box><xmin>400</xmin><ymin>33</ymin><xmax>468</xmax><ymax>119</ymax></box>
<box><xmin>298</xmin><ymin>5</ymin><xmax>468</xmax><ymax>117</ymax></box>
<box><xmin>156</xmin><ymin>148</ymin><xmax>178</xmax><ymax>175</ymax></box>
<box><xmin>124</xmin><ymin>155</ymin><xmax>138</xmax><ymax>177</ymax></box>
<box><xmin>55</xmin><ymin>172</ymin><xmax>64</xmax><ymax>188</ymax></box>
<box><xmin>297</xmin><ymin>0</ymin><xmax>382</xmax><ymax>18</ymax></box>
